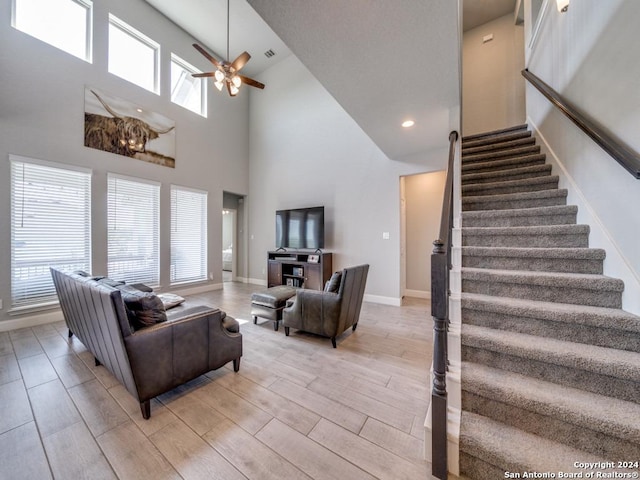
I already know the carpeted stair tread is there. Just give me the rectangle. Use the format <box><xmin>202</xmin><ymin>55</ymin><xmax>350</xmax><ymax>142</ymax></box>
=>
<box><xmin>461</xmin><ymin>163</ymin><xmax>551</xmax><ymax>184</ymax></box>
<box><xmin>460</xmin><ymin>411</ymin><xmax>606</xmax><ymax>475</ymax></box>
<box><xmin>462</xmin><ymin>224</ymin><xmax>589</xmax><ymax>248</ymax></box>
<box><xmin>462</xmin><ymin>188</ymin><xmax>568</xmax><ymax>211</ymax></box>
<box><xmin>462</xmin><ymin>130</ymin><xmax>532</xmax><ymax>150</ymax></box>
<box><xmin>462</xmin><ymin>175</ymin><xmax>559</xmax><ymax>196</ymax></box>
<box><xmin>461</xmin><ymin>137</ymin><xmax>537</xmax><ymax>156</ymax></box>
<box><xmin>462</xmin><ymin>146</ymin><xmax>541</xmax><ymax>165</ymax></box>
<box><xmin>462</xmin><ymin>246</ymin><xmax>604</xmax><ymax>260</ymax></box>
<box><xmin>462</xmin><ymin>246</ymin><xmax>604</xmax><ymax>273</ymax></box>
<box><xmin>462</xmin><ymin>267</ymin><xmax>623</xmax><ymax>307</ymax></box>
<box><xmin>463</xmin><ymin>205</ymin><xmax>577</xmax><ymax>222</ymax></box>
<box><xmin>462</xmin><ymin>362</ymin><xmax>640</xmax><ymax>444</ymax></box>
<box><xmin>462</xmin><ymin>205</ymin><xmax>577</xmax><ymax>227</ymax></box>
<box><xmin>462</xmin><ymin>155</ymin><xmax>547</xmax><ymax>175</ymax></box>
<box><xmin>462</xmin><ymin>124</ymin><xmax>528</xmax><ymax>143</ymax></box>
<box><xmin>462</xmin><ymin>267</ymin><xmax>623</xmax><ymax>291</ymax></box>
<box><xmin>461</xmin><ymin>292</ymin><xmax>640</xmax><ymax>336</ymax></box>
<box><xmin>461</xmin><ymin>324</ymin><xmax>640</xmax><ymax>382</ymax></box>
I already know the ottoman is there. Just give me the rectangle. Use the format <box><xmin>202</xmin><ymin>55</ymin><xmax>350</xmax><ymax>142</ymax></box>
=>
<box><xmin>251</xmin><ymin>285</ymin><xmax>297</xmax><ymax>331</ymax></box>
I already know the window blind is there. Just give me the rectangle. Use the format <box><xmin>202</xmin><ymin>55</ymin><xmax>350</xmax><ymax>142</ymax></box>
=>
<box><xmin>10</xmin><ymin>157</ymin><xmax>91</xmax><ymax>309</ymax></box>
<box><xmin>107</xmin><ymin>174</ymin><xmax>160</xmax><ymax>285</ymax></box>
<box><xmin>170</xmin><ymin>185</ymin><xmax>208</xmax><ymax>284</ymax></box>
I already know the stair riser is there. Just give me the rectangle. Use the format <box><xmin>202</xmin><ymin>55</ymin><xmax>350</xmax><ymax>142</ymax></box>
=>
<box><xmin>461</xmin><ymin>168</ymin><xmax>551</xmax><ymax>185</ymax></box>
<box><xmin>462</xmin><ymin>213</ymin><xmax>577</xmax><ymax>227</ymax></box>
<box><xmin>462</xmin><ymin>157</ymin><xmax>546</xmax><ymax>175</ymax></box>
<box><xmin>461</xmin><ymin>279</ymin><xmax>621</xmax><ymax>308</ymax></box>
<box><xmin>462</xmin><ymin>255</ymin><xmax>602</xmax><ymax>274</ymax></box>
<box><xmin>462</xmin><ymin>137</ymin><xmax>536</xmax><ymax>156</ymax></box>
<box><xmin>462</xmin><ymin>233</ymin><xmax>588</xmax><ymax>248</ymax></box>
<box><xmin>462</xmin><ymin>180</ymin><xmax>559</xmax><ymax>197</ymax></box>
<box><xmin>462</xmin><ymin>346</ymin><xmax>638</xmax><ymax>403</ymax></box>
<box><xmin>462</xmin><ymin>146</ymin><xmax>541</xmax><ymax>165</ymax></box>
<box><xmin>459</xmin><ymin>453</ymin><xmax>506</xmax><ymax>480</ymax></box>
<box><xmin>462</xmin><ymin>124</ymin><xmax>529</xmax><ymax>143</ymax></box>
<box><xmin>463</xmin><ymin>196</ymin><xmax>566</xmax><ymax>211</ymax></box>
<box><xmin>461</xmin><ymin>309</ymin><xmax>640</xmax><ymax>353</ymax></box>
<box><xmin>462</xmin><ymin>392</ymin><xmax>640</xmax><ymax>460</ymax></box>
<box><xmin>463</xmin><ymin>131</ymin><xmax>532</xmax><ymax>150</ymax></box>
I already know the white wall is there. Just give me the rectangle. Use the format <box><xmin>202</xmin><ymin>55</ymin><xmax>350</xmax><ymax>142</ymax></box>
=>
<box><xmin>0</xmin><ymin>0</ymin><xmax>250</xmax><ymax>326</ymax></box>
<box><xmin>463</xmin><ymin>13</ymin><xmax>526</xmax><ymax>135</ymax></box>
<box><xmin>525</xmin><ymin>0</ymin><xmax>640</xmax><ymax>313</ymax></box>
<box><xmin>404</xmin><ymin>171</ymin><xmax>447</xmax><ymax>298</ymax></box>
<box><xmin>248</xmin><ymin>55</ymin><xmax>451</xmax><ymax>304</ymax></box>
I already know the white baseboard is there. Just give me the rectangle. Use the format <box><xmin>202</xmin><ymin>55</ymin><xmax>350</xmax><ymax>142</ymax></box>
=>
<box><xmin>363</xmin><ymin>294</ymin><xmax>402</xmax><ymax>306</ymax></box>
<box><xmin>172</xmin><ymin>282</ymin><xmax>223</xmax><ymax>296</ymax></box>
<box><xmin>0</xmin><ymin>309</ymin><xmax>64</xmax><ymax>332</ymax></box>
<box><xmin>404</xmin><ymin>289</ymin><xmax>430</xmax><ymax>299</ymax></box>
<box><xmin>246</xmin><ymin>278</ymin><xmax>268</xmax><ymax>286</ymax></box>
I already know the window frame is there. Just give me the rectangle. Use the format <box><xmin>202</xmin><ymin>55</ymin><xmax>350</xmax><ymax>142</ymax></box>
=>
<box><xmin>108</xmin><ymin>14</ymin><xmax>160</xmax><ymax>94</ymax></box>
<box><xmin>107</xmin><ymin>173</ymin><xmax>160</xmax><ymax>286</ymax></box>
<box><xmin>170</xmin><ymin>53</ymin><xmax>207</xmax><ymax>117</ymax></box>
<box><xmin>9</xmin><ymin>154</ymin><xmax>92</xmax><ymax>311</ymax></box>
<box><xmin>11</xmin><ymin>0</ymin><xmax>93</xmax><ymax>63</ymax></box>
<box><xmin>170</xmin><ymin>184</ymin><xmax>208</xmax><ymax>286</ymax></box>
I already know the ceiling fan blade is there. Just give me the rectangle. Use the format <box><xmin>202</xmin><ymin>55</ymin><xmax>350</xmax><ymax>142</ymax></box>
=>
<box><xmin>193</xmin><ymin>43</ymin><xmax>221</xmax><ymax>67</ymax></box>
<box><xmin>191</xmin><ymin>72</ymin><xmax>216</xmax><ymax>78</ymax></box>
<box><xmin>230</xmin><ymin>51</ymin><xmax>250</xmax><ymax>72</ymax></box>
<box><xmin>238</xmin><ymin>75</ymin><xmax>265</xmax><ymax>89</ymax></box>
<box><xmin>226</xmin><ymin>81</ymin><xmax>237</xmax><ymax>97</ymax></box>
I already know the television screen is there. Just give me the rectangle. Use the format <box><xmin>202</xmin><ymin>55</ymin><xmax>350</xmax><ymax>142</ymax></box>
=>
<box><xmin>276</xmin><ymin>206</ymin><xmax>324</xmax><ymax>249</ymax></box>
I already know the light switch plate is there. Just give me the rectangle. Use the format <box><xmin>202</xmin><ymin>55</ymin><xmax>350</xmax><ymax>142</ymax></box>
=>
<box><xmin>382</xmin><ymin>232</ymin><xmax>390</xmax><ymax>240</ymax></box>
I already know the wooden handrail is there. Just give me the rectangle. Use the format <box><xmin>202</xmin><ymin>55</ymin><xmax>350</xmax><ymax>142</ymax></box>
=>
<box><xmin>522</xmin><ymin>69</ymin><xmax>640</xmax><ymax>179</ymax></box>
<box><xmin>430</xmin><ymin>130</ymin><xmax>458</xmax><ymax>480</ymax></box>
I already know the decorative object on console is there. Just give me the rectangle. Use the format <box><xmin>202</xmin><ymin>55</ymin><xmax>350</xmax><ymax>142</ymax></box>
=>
<box><xmin>191</xmin><ymin>0</ymin><xmax>265</xmax><ymax>97</ymax></box>
<box><xmin>308</xmin><ymin>254</ymin><xmax>319</xmax><ymax>263</ymax></box>
<box><xmin>84</xmin><ymin>87</ymin><xmax>175</xmax><ymax>167</ymax></box>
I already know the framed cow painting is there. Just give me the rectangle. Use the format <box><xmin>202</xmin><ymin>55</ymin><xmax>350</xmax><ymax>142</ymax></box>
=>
<box><xmin>84</xmin><ymin>87</ymin><xmax>176</xmax><ymax>168</ymax></box>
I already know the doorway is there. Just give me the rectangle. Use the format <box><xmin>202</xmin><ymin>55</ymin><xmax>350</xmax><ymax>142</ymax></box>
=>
<box><xmin>222</xmin><ymin>191</ymin><xmax>246</xmax><ymax>283</ymax></box>
<box><xmin>400</xmin><ymin>171</ymin><xmax>447</xmax><ymax>300</ymax></box>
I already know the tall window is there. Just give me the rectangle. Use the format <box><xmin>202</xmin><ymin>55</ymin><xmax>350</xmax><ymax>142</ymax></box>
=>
<box><xmin>107</xmin><ymin>174</ymin><xmax>160</xmax><ymax>285</ymax></box>
<box><xmin>10</xmin><ymin>156</ymin><xmax>91</xmax><ymax>309</ymax></box>
<box><xmin>171</xmin><ymin>54</ymin><xmax>207</xmax><ymax>117</ymax></box>
<box><xmin>108</xmin><ymin>14</ymin><xmax>159</xmax><ymax>93</ymax></box>
<box><xmin>12</xmin><ymin>0</ymin><xmax>93</xmax><ymax>62</ymax></box>
<box><xmin>171</xmin><ymin>185</ymin><xmax>208</xmax><ymax>284</ymax></box>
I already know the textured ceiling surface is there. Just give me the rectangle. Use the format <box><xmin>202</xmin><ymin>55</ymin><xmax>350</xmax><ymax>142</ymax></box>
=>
<box><xmin>144</xmin><ymin>0</ymin><xmax>515</xmax><ymax>161</ymax></box>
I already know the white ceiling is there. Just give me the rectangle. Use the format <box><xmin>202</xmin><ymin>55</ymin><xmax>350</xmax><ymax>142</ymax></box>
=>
<box><xmin>144</xmin><ymin>0</ymin><xmax>516</xmax><ymax>161</ymax></box>
<box><xmin>463</xmin><ymin>0</ymin><xmax>518</xmax><ymax>32</ymax></box>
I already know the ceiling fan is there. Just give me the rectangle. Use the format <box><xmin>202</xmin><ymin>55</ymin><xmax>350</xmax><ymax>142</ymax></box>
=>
<box><xmin>191</xmin><ymin>0</ymin><xmax>265</xmax><ymax>97</ymax></box>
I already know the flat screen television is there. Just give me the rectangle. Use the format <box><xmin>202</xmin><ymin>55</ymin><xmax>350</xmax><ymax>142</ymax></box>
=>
<box><xmin>275</xmin><ymin>206</ymin><xmax>324</xmax><ymax>250</ymax></box>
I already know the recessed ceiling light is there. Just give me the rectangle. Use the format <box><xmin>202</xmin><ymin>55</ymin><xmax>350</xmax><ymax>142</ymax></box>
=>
<box><xmin>136</xmin><ymin>108</ymin><xmax>143</xmax><ymax>113</ymax></box>
<box><xmin>402</xmin><ymin>120</ymin><xmax>415</xmax><ymax>128</ymax></box>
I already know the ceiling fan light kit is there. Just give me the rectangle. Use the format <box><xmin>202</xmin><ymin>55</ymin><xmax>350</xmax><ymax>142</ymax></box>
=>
<box><xmin>192</xmin><ymin>0</ymin><xmax>265</xmax><ymax>97</ymax></box>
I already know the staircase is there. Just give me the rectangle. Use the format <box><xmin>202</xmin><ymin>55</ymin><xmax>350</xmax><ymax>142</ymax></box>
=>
<box><xmin>458</xmin><ymin>125</ymin><xmax>640</xmax><ymax>478</ymax></box>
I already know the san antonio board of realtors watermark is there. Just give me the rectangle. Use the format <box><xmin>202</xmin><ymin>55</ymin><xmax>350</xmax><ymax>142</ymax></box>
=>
<box><xmin>504</xmin><ymin>461</ymin><xmax>639</xmax><ymax>479</ymax></box>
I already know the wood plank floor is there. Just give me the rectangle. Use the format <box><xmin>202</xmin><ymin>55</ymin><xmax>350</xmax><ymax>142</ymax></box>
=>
<box><xmin>0</xmin><ymin>282</ymin><xmax>433</xmax><ymax>479</ymax></box>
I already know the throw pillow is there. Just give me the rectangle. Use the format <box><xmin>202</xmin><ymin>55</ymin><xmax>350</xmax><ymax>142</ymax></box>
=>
<box><xmin>325</xmin><ymin>271</ymin><xmax>342</xmax><ymax>293</ymax></box>
<box><xmin>156</xmin><ymin>293</ymin><xmax>186</xmax><ymax>310</ymax></box>
<box><xmin>116</xmin><ymin>284</ymin><xmax>167</xmax><ymax>330</ymax></box>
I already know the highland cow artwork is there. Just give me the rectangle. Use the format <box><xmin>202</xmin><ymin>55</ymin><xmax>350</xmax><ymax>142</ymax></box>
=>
<box><xmin>84</xmin><ymin>87</ymin><xmax>176</xmax><ymax>168</ymax></box>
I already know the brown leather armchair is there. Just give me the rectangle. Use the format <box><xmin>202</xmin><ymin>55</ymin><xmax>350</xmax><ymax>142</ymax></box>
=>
<box><xmin>282</xmin><ymin>264</ymin><xmax>369</xmax><ymax>347</ymax></box>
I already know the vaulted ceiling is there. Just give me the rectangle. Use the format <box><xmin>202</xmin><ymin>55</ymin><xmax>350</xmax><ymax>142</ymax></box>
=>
<box><xmin>144</xmin><ymin>0</ymin><xmax>515</xmax><ymax>161</ymax></box>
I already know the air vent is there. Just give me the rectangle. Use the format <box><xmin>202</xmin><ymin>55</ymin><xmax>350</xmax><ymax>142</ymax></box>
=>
<box><xmin>264</xmin><ymin>49</ymin><xmax>276</xmax><ymax>58</ymax></box>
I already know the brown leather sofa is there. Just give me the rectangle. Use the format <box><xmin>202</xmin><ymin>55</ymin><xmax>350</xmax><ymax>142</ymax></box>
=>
<box><xmin>50</xmin><ymin>268</ymin><xmax>242</xmax><ymax>419</ymax></box>
<box><xmin>282</xmin><ymin>264</ymin><xmax>369</xmax><ymax>347</ymax></box>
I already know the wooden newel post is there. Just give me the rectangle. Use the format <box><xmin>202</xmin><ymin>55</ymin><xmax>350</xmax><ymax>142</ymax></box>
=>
<box><xmin>431</xmin><ymin>239</ymin><xmax>448</xmax><ymax>479</ymax></box>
